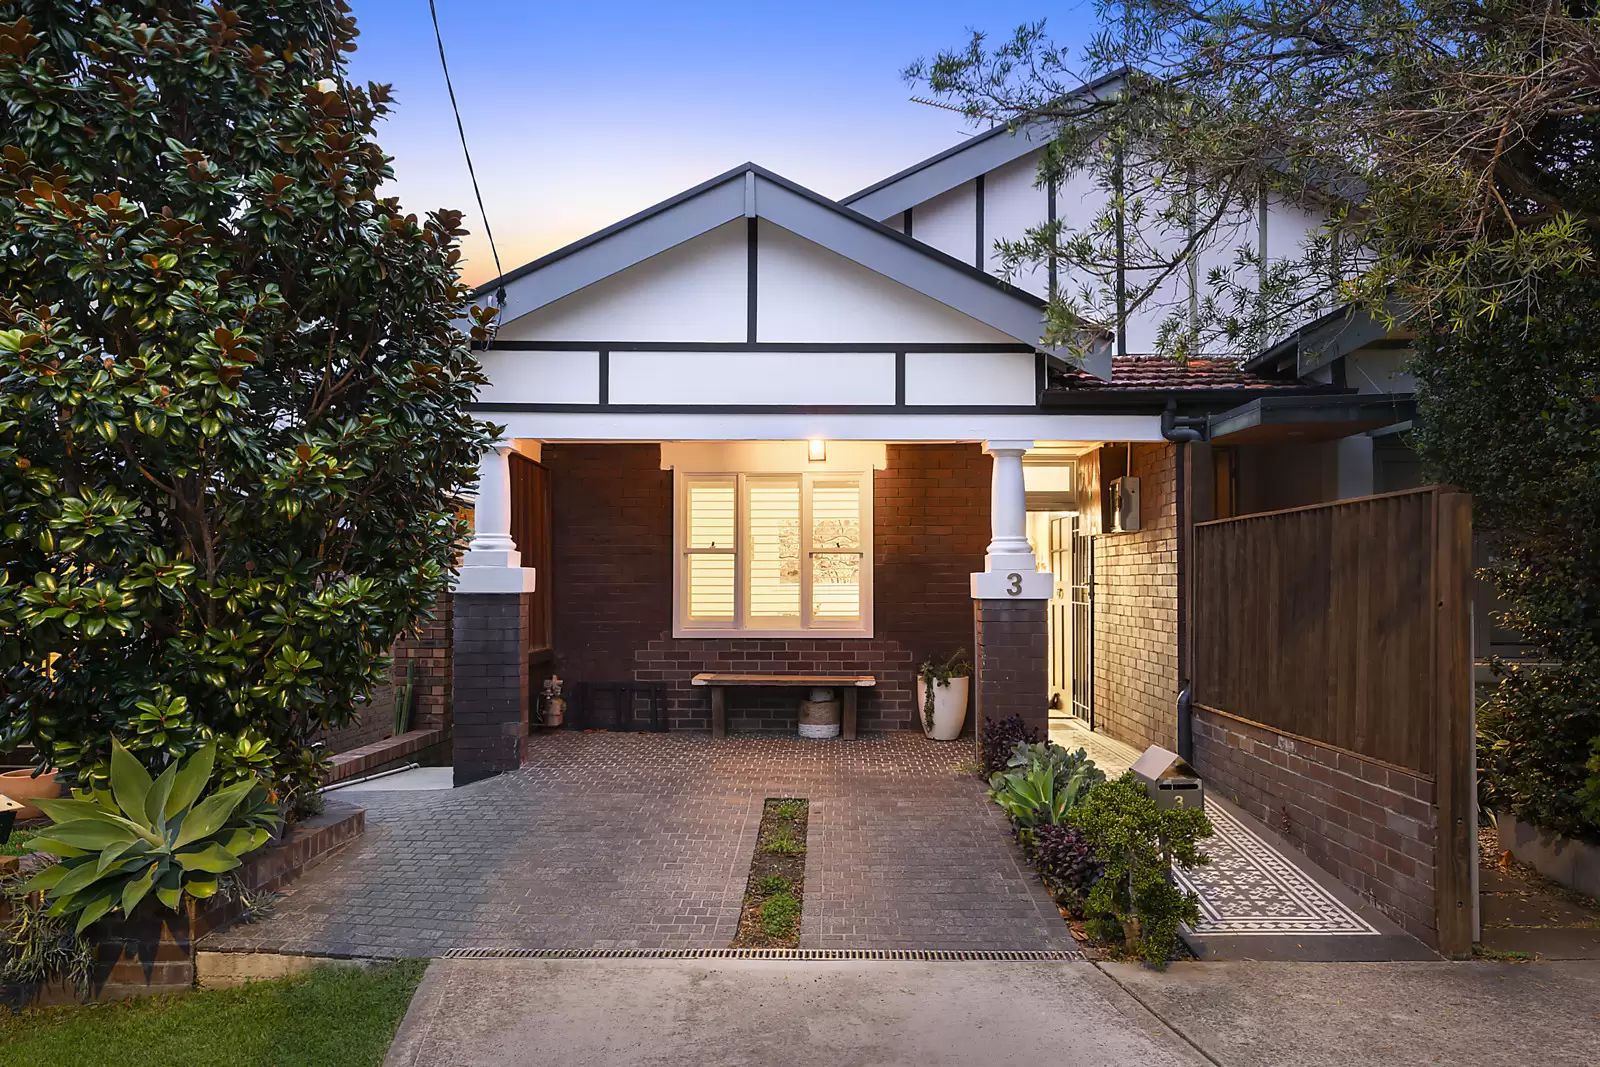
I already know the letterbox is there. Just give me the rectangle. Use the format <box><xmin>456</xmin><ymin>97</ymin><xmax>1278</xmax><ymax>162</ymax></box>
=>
<box><xmin>1129</xmin><ymin>745</ymin><xmax>1205</xmax><ymax>811</ymax></box>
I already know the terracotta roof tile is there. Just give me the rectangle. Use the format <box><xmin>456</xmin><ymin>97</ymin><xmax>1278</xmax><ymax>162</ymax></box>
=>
<box><xmin>1050</xmin><ymin>355</ymin><xmax>1292</xmax><ymax>391</ymax></box>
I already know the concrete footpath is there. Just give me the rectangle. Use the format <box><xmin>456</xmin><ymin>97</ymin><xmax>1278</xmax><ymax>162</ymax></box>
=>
<box><xmin>381</xmin><ymin>957</ymin><xmax>1600</xmax><ymax>1067</ymax></box>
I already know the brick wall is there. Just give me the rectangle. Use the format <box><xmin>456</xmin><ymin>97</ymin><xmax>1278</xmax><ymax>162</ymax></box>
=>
<box><xmin>545</xmin><ymin>443</ymin><xmax>990</xmax><ymax>732</ymax></box>
<box><xmin>1092</xmin><ymin>442</ymin><xmax>1179</xmax><ymax>753</ymax></box>
<box><xmin>316</xmin><ymin>690</ymin><xmax>392</xmax><ymax>755</ymax></box>
<box><xmin>452</xmin><ymin>593</ymin><xmax>531</xmax><ymax>785</ymax></box>
<box><xmin>1193</xmin><ymin>706</ymin><xmax>1441</xmax><ymax>945</ymax></box>
<box><xmin>392</xmin><ymin>594</ymin><xmax>453</xmax><ymax>734</ymax></box>
<box><xmin>973</xmin><ymin>599</ymin><xmax>1049</xmax><ymax>749</ymax></box>
<box><xmin>315</xmin><ymin>595</ymin><xmax>452</xmax><ymax>754</ymax></box>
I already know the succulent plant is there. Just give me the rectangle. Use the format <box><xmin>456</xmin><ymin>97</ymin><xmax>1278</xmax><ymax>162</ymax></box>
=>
<box><xmin>21</xmin><ymin>739</ymin><xmax>280</xmax><ymax>934</ymax></box>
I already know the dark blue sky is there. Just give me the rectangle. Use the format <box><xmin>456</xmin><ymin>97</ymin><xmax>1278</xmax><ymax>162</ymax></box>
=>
<box><xmin>346</xmin><ymin>2</ymin><xmax>1096</xmax><ymax>284</ymax></box>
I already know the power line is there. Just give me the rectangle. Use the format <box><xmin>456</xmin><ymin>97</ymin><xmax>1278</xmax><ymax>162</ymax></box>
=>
<box><xmin>428</xmin><ymin>0</ymin><xmax>507</xmax><ymax>306</ymax></box>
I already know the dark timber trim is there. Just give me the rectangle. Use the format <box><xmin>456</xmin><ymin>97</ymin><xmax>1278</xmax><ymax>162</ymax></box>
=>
<box><xmin>894</xmin><ymin>352</ymin><xmax>907</xmax><ymax>406</ymax></box>
<box><xmin>902</xmin><ymin>208</ymin><xmax>913</xmax><ymax>237</ymax></box>
<box><xmin>597</xmin><ymin>349</ymin><xmax>610</xmax><ymax>406</ymax></box>
<box><xmin>746</xmin><ymin>217</ymin><xmax>758</xmax><ymax>343</ymax></box>
<box><xmin>1046</xmin><ymin>180</ymin><xmax>1058</xmax><ymax>299</ymax></box>
<box><xmin>487</xmin><ymin>340</ymin><xmax>1037</xmax><ymax>353</ymax></box>
<box><xmin>974</xmin><ymin>173</ymin><xmax>986</xmax><ymax>269</ymax></box>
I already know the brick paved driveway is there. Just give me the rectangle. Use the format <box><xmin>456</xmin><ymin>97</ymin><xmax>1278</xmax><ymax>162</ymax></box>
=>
<box><xmin>204</xmin><ymin>733</ymin><xmax>1071</xmax><ymax>958</ymax></box>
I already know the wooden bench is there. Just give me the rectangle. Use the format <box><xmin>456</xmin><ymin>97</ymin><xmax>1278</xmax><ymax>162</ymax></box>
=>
<box><xmin>690</xmin><ymin>673</ymin><xmax>877</xmax><ymax>740</ymax></box>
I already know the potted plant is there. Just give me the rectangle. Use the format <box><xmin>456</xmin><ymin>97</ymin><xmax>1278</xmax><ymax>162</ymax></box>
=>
<box><xmin>0</xmin><ymin>766</ymin><xmax>59</xmax><ymax>820</ymax></box>
<box><xmin>916</xmin><ymin>650</ymin><xmax>972</xmax><ymax>741</ymax></box>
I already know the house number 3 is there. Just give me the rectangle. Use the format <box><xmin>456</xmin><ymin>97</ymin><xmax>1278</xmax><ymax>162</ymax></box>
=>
<box><xmin>1006</xmin><ymin>572</ymin><xmax>1022</xmax><ymax>596</ymax></box>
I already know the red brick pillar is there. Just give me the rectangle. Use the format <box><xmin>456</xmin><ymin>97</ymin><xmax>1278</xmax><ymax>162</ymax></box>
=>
<box><xmin>973</xmin><ymin>599</ymin><xmax>1049</xmax><ymax>747</ymax></box>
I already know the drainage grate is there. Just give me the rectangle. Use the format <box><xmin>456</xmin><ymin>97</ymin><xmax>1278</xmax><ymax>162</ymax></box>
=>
<box><xmin>442</xmin><ymin>947</ymin><xmax>1087</xmax><ymax>962</ymax></box>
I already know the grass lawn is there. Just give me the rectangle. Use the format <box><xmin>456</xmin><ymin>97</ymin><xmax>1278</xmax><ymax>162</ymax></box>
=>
<box><xmin>0</xmin><ymin>827</ymin><xmax>38</xmax><ymax>856</ymax></box>
<box><xmin>0</xmin><ymin>959</ymin><xmax>427</xmax><ymax>1067</ymax></box>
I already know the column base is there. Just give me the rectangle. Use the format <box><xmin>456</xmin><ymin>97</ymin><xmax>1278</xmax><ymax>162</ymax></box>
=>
<box><xmin>452</xmin><ymin>592</ymin><xmax>532</xmax><ymax>786</ymax></box>
<box><xmin>972</xmin><ymin>598</ymin><xmax>1049</xmax><ymax>754</ymax></box>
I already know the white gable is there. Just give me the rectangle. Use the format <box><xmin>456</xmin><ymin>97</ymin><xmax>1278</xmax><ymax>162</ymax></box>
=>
<box><xmin>496</xmin><ymin>222</ymin><xmax>747</xmax><ymax>343</ymax></box>
<box><xmin>755</xmin><ymin>221</ymin><xmax>1016</xmax><ymax>345</ymax></box>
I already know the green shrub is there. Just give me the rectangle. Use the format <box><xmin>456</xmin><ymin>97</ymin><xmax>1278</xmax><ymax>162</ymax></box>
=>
<box><xmin>21</xmin><ymin>738</ymin><xmax>280</xmax><ymax>933</ymax></box>
<box><xmin>1067</xmin><ymin>773</ymin><xmax>1212</xmax><ymax>968</ymax></box>
<box><xmin>768</xmin><ymin>799</ymin><xmax>806</xmax><ymax>821</ymax></box>
<box><xmin>760</xmin><ymin>827</ymin><xmax>804</xmax><ymax>855</ymax></box>
<box><xmin>755</xmin><ymin>874</ymin><xmax>792</xmax><ymax>897</ymax></box>
<box><xmin>1413</xmin><ymin>271</ymin><xmax>1600</xmax><ymax>844</ymax></box>
<box><xmin>1</xmin><ymin>873</ymin><xmax>94</xmax><ymax>994</ymax></box>
<box><xmin>760</xmin><ymin>892</ymin><xmax>801</xmax><ymax>939</ymax></box>
<box><xmin>988</xmin><ymin>747</ymin><xmax>1103</xmax><ymax>827</ymax></box>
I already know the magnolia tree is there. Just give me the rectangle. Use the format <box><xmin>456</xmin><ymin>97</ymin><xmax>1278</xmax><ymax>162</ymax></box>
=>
<box><xmin>908</xmin><ymin>1</ymin><xmax>1600</xmax><ymax>357</ymax></box>
<box><xmin>0</xmin><ymin>2</ymin><xmax>496</xmax><ymax>802</ymax></box>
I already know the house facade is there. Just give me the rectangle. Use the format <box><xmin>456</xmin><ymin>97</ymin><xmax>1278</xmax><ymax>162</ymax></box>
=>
<box><xmin>436</xmin><ymin>116</ymin><xmax>1422</xmax><ymax>786</ymax></box>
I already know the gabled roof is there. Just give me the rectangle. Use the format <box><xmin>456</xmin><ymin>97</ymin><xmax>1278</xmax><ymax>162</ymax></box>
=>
<box><xmin>473</xmin><ymin>162</ymin><xmax>1110</xmax><ymax>378</ymax></box>
<box><xmin>1242</xmin><ymin>300</ymin><xmax>1411</xmax><ymax>377</ymax></box>
<box><xmin>840</xmin><ymin>69</ymin><xmax>1129</xmax><ymax>220</ymax></box>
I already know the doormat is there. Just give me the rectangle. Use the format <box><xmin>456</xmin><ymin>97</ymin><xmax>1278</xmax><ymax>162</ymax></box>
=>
<box><xmin>1174</xmin><ymin>804</ymin><xmax>1379</xmax><ymax>935</ymax></box>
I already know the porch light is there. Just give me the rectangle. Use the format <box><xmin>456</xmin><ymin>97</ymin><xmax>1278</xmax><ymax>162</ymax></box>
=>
<box><xmin>808</xmin><ymin>438</ymin><xmax>826</xmax><ymax>462</ymax></box>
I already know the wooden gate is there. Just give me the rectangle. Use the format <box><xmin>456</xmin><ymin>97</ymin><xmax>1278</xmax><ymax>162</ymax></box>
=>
<box><xmin>1190</xmin><ymin>487</ymin><xmax>1474</xmax><ymax>954</ymax></box>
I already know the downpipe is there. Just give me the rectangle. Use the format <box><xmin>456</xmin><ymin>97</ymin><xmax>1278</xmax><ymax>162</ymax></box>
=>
<box><xmin>1163</xmin><ymin>401</ymin><xmax>1206</xmax><ymax>765</ymax></box>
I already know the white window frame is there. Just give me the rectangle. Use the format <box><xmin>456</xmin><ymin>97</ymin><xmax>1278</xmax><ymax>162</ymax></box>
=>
<box><xmin>673</xmin><ymin>469</ymin><xmax>874</xmax><ymax>639</ymax></box>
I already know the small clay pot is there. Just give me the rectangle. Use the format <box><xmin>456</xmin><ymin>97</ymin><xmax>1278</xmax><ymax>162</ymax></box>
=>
<box><xmin>1</xmin><ymin>767</ymin><xmax>60</xmax><ymax>820</ymax></box>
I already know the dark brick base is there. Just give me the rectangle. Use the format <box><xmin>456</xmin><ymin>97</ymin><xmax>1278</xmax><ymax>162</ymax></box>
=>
<box><xmin>973</xmin><ymin>599</ymin><xmax>1048</xmax><ymax>755</ymax></box>
<box><xmin>452</xmin><ymin>593</ymin><xmax>531</xmax><ymax>786</ymax></box>
<box><xmin>1192</xmin><ymin>705</ymin><xmax>1440</xmax><ymax>946</ymax></box>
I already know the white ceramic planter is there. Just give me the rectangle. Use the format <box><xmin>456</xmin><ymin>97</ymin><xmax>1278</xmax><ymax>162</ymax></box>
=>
<box><xmin>916</xmin><ymin>676</ymin><xmax>970</xmax><ymax>741</ymax></box>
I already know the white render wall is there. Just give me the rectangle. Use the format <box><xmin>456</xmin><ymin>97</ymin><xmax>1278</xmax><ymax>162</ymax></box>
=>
<box><xmin>875</xmin><ymin>147</ymin><xmax>1341</xmax><ymax>358</ymax></box>
<box><xmin>755</xmin><ymin>221</ymin><xmax>1016</xmax><ymax>345</ymax></box>
<box><xmin>495</xmin><ymin>221</ymin><xmax>748</xmax><ymax>343</ymax></box>
<box><xmin>609</xmin><ymin>350</ymin><xmax>897</xmax><ymax>405</ymax></box>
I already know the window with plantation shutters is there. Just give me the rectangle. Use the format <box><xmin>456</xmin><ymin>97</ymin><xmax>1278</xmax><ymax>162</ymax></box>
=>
<box><xmin>676</xmin><ymin>470</ymin><xmax>872</xmax><ymax>637</ymax></box>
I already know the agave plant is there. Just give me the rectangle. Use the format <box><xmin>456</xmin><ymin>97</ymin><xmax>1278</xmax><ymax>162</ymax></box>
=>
<box><xmin>1005</xmin><ymin>741</ymin><xmax>1107</xmax><ymax>794</ymax></box>
<box><xmin>21</xmin><ymin>739</ymin><xmax>280</xmax><ymax>934</ymax></box>
<box><xmin>989</xmin><ymin>756</ymin><xmax>1102</xmax><ymax>828</ymax></box>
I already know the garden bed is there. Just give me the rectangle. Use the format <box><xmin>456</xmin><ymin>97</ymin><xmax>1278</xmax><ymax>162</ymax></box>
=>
<box><xmin>2</xmin><ymin>804</ymin><xmax>366</xmax><ymax>1007</ymax></box>
<box><xmin>730</xmin><ymin>799</ymin><xmax>809</xmax><ymax>948</ymax></box>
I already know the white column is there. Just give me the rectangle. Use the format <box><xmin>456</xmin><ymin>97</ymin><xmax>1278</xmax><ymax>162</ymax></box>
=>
<box><xmin>970</xmin><ymin>439</ymin><xmax>1053</xmax><ymax>599</ymax></box>
<box><xmin>455</xmin><ymin>443</ymin><xmax>537</xmax><ymax>594</ymax></box>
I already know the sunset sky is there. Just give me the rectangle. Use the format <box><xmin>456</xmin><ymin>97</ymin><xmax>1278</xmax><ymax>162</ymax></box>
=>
<box><xmin>345</xmin><ymin>2</ymin><xmax>1095</xmax><ymax>286</ymax></box>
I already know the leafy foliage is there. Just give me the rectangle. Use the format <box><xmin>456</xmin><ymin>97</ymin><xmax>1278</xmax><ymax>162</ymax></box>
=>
<box><xmin>0</xmin><ymin>4</ymin><xmax>495</xmax><ymax>797</ymax></box>
<box><xmin>1067</xmin><ymin>773</ymin><xmax>1212</xmax><ymax>968</ymax></box>
<box><xmin>759</xmin><ymin>891</ymin><xmax>801</xmax><ymax>939</ymax></box>
<box><xmin>1</xmin><ymin>870</ymin><xmax>94</xmax><ymax>993</ymax></box>
<box><xmin>1004</xmin><ymin>740</ymin><xmax>1106</xmax><ymax>789</ymax></box>
<box><xmin>981</xmin><ymin>715</ymin><xmax>1040</xmax><ymax>777</ymax></box>
<box><xmin>20</xmin><ymin>738</ymin><xmax>280</xmax><ymax>933</ymax></box>
<box><xmin>755</xmin><ymin>874</ymin><xmax>792</xmax><ymax>897</ymax></box>
<box><xmin>988</xmin><ymin>747</ymin><xmax>1103</xmax><ymax>827</ymax></box>
<box><xmin>1412</xmin><ymin>272</ymin><xmax>1600</xmax><ymax>842</ymax></box>
<box><xmin>1020</xmin><ymin>823</ymin><xmax>1103</xmax><ymax>913</ymax></box>
<box><xmin>916</xmin><ymin>649</ymin><xmax>971</xmax><ymax>731</ymax></box>
<box><xmin>906</xmin><ymin>4</ymin><xmax>1600</xmax><ymax>358</ymax></box>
